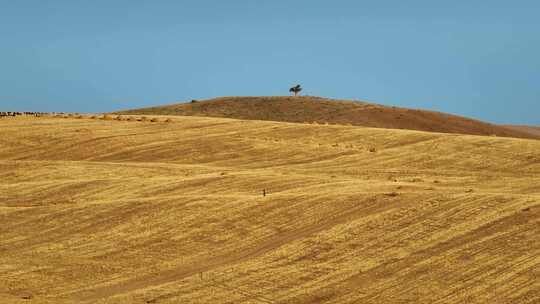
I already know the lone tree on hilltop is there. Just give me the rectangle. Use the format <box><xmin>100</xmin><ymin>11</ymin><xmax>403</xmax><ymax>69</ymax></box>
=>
<box><xmin>289</xmin><ymin>84</ymin><xmax>302</xmax><ymax>96</ymax></box>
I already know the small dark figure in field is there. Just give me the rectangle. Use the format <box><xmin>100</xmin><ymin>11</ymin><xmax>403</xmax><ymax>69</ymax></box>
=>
<box><xmin>263</xmin><ymin>189</ymin><xmax>266</xmax><ymax>197</ymax></box>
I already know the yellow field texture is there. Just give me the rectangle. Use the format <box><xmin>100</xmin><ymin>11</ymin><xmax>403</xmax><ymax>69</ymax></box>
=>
<box><xmin>1</xmin><ymin>116</ymin><xmax>539</xmax><ymax>303</ymax></box>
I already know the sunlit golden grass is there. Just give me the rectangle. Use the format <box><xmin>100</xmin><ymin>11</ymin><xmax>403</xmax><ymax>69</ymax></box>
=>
<box><xmin>0</xmin><ymin>116</ymin><xmax>538</xmax><ymax>303</ymax></box>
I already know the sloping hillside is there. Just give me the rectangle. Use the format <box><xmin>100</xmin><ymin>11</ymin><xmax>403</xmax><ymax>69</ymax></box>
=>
<box><xmin>116</xmin><ymin>96</ymin><xmax>538</xmax><ymax>139</ymax></box>
<box><xmin>1</xmin><ymin>115</ymin><xmax>539</xmax><ymax>303</ymax></box>
<box><xmin>504</xmin><ymin>125</ymin><xmax>540</xmax><ymax>138</ymax></box>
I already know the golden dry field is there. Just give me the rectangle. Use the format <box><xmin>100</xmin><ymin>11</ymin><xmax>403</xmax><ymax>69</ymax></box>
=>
<box><xmin>1</xmin><ymin>115</ymin><xmax>539</xmax><ymax>303</ymax></box>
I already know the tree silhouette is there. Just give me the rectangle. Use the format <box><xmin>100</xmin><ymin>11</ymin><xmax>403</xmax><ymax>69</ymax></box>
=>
<box><xmin>289</xmin><ymin>84</ymin><xmax>302</xmax><ymax>96</ymax></box>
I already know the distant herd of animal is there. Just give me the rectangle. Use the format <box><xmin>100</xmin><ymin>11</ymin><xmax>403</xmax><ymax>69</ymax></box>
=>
<box><xmin>0</xmin><ymin>112</ymin><xmax>172</xmax><ymax>123</ymax></box>
<box><xmin>0</xmin><ymin>111</ymin><xmax>50</xmax><ymax>117</ymax></box>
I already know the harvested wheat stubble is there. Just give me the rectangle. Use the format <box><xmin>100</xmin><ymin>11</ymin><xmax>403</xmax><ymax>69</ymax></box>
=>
<box><xmin>0</xmin><ymin>115</ymin><xmax>538</xmax><ymax>304</ymax></box>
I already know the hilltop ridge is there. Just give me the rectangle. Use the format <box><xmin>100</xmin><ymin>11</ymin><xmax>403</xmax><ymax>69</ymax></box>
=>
<box><xmin>116</xmin><ymin>96</ymin><xmax>538</xmax><ymax>139</ymax></box>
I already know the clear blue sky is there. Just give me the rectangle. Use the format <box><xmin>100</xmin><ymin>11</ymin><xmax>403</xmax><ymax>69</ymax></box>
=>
<box><xmin>1</xmin><ymin>1</ymin><xmax>539</xmax><ymax>124</ymax></box>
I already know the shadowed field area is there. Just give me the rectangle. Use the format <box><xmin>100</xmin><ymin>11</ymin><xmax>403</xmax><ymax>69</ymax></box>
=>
<box><xmin>1</xmin><ymin>116</ymin><xmax>539</xmax><ymax>303</ymax></box>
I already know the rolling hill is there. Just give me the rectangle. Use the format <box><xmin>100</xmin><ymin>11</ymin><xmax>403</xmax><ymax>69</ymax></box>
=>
<box><xmin>116</xmin><ymin>96</ymin><xmax>539</xmax><ymax>139</ymax></box>
<box><xmin>1</xmin><ymin>115</ymin><xmax>539</xmax><ymax>303</ymax></box>
<box><xmin>504</xmin><ymin>125</ymin><xmax>540</xmax><ymax>138</ymax></box>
